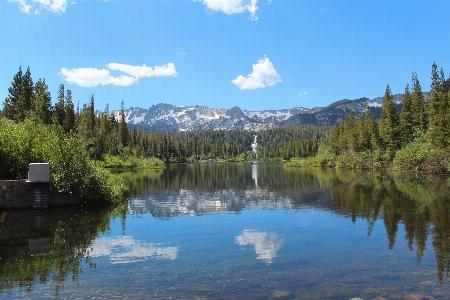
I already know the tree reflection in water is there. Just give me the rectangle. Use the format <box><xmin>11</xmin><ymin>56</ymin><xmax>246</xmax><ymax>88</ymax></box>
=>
<box><xmin>3</xmin><ymin>163</ymin><xmax>450</xmax><ymax>297</ymax></box>
<box><xmin>0</xmin><ymin>203</ymin><xmax>127</xmax><ymax>297</ymax></box>
<box><xmin>123</xmin><ymin>163</ymin><xmax>450</xmax><ymax>283</ymax></box>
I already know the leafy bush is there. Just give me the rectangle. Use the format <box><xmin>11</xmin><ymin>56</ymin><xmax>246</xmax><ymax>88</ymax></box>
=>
<box><xmin>0</xmin><ymin>118</ymin><xmax>127</xmax><ymax>204</ymax></box>
<box><xmin>334</xmin><ymin>153</ymin><xmax>360</xmax><ymax>169</ymax></box>
<box><xmin>102</xmin><ymin>154</ymin><xmax>138</xmax><ymax>168</ymax></box>
<box><xmin>308</xmin><ymin>153</ymin><xmax>335</xmax><ymax>167</ymax></box>
<box><xmin>393</xmin><ymin>133</ymin><xmax>450</xmax><ymax>175</ymax></box>
<box><xmin>393</xmin><ymin>137</ymin><xmax>431</xmax><ymax>172</ymax></box>
<box><xmin>284</xmin><ymin>160</ymin><xmax>307</xmax><ymax>168</ymax></box>
<box><xmin>337</xmin><ymin>150</ymin><xmax>390</xmax><ymax>170</ymax></box>
<box><xmin>227</xmin><ymin>153</ymin><xmax>248</xmax><ymax>162</ymax></box>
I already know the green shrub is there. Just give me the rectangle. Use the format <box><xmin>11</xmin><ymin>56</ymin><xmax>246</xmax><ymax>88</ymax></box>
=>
<box><xmin>284</xmin><ymin>160</ymin><xmax>307</xmax><ymax>168</ymax></box>
<box><xmin>227</xmin><ymin>153</ymin><xmax>248</xmax><ymax>162</ymax></box>
<box><xmin>308</xmin><ymin>153</ymin><xmax>335</xmax><ymax>167</ymax></box>
<box><xmin>0</xmin><ymin>118</ymin><xmax>127</xmax><ymax>204</ymax></box>
<box><xmin>334</xmin><ymin>153</ymin><xmax>357</xmax><ymax>169</ymax></box>
<box><xmin>102</xmin><ymin>154</ymin><xmax>164</xmax><ymax>169</ymax></box>
<box><xmin>393</xmin><ymin>138</ymin><xmax>431</xmax><ymax>172</ymax></box>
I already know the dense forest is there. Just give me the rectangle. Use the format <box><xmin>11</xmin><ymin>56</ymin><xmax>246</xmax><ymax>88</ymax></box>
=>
<box><xmin>287</xmin><ymin>62</ymin><xmax>450</xmax><ymax>175</ymax></box>
<box><xmin>0</xmin><ymin>66</ymin><xmax>327</xmax><ymax>164</ymax></box>
<box><xmin>2</xmin><ymin>62</ymin><xmax>449</xmax><ymax>177</ymax></box>
<box><xmin>133</xmin><ymin>125</ymin><xmax>326</xmax><ymax>162</ymax></box>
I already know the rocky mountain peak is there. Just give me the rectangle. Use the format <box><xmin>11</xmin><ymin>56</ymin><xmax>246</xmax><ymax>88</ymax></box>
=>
<box><xmin>116</xmin><ymin>92</ymin><xmax>430</xmax><ymax>132</ymax></box>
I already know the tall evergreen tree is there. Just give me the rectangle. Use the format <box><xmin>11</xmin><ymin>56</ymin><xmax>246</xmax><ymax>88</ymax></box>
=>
<box><xmin>119</xmin><ymin>100</ymin><xmax>129</xmax><ymax>148</ymax></box>
<box><xmin>427</xmin><ymin>63</ymin><xmax>448</xmax><ymax>148</ymax></box>
<box><xmin>379</xmin><ymin>85</ymin><xmax>400</xmax><ymax>155</ymax></box>
<box><xmin>410</xmin><ymin>71</ymin><xmax>427</xmax><ymax>131</ymax></box>
<box><xmin>33</xmin><ymin>78</ymin><xmax>53</xmax><ymax>124</ymax></box>
<box><xmin>21</xmin><ymin>67</ymin><xmax>34</xmax><ymax>121</ymax></box>
<box><xmin>365</xmin><ymin>106</ymin><xmax>381</xmax><ymax>150</ymax></box>
<box><xmin>89</xmin><ymin>94</ymin><xmax>95</xmax><ymax>131</ymax></box>
<box><xmin>357</xmin><ymin>113</ymin><xmax>371</xmax><ymax>151</ymax></box>
<box><xmin>399</xmin><ymin>84</ymin><xmax>414</xmax><ymax>145</ymax></box>
<box><xmin>3</xmin><ymin>67</ymin><xmax>23</xmax><ymax>121</ymax></box>
<box><xmin>345</xmin><ymin>109</ymin><xmax>357</xmax><ymax>151</ymax></box>
<box><xmin>54</xmin><ymin>84</ymin><xmax>65</xmax><ymax>126</ymax></box>
<box><xmin>329</xmin><ymin>122</ymin><xmax>341</xmax><ymax>155</ymax></box>
<box><xmin>64</xmin><ymin>89</ymin><xmax>76</xmax><ymax>133</ymax></box>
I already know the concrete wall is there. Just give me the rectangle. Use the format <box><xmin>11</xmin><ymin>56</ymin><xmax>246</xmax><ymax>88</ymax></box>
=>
<box><xmin>0</xmin><ymin>180</ymin><xmax>79</xmax><ymax>209</ymax></box>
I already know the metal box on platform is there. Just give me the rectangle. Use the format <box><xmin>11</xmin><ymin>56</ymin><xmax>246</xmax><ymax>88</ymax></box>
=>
<box><xmin>27</xmin><ymin>163</ymin><xmax>50</xmax><ymax>183</ymax></box>
<box><xmin>27</xmin><ymin>163</ymin><xmax>50</xmax><ymax>209</ymax></box>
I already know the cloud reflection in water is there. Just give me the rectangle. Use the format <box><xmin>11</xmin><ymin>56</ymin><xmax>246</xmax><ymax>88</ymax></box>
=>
<box><xmin>88</xmin><ymin>236</ymin><xmax>178</xmax><ymax>264</ymax></box>
<box><xmin>235</xmin><ymin>229</ymin><xmax>284</xmax><ymax>264</ymax></box>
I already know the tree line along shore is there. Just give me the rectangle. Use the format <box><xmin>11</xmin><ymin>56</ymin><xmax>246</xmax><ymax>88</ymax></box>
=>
<box><xmin>1</xmin><ymin>62</ymin><xmax>449</xmax><ymax>203</ymax></box>
<box><xmin>286</xmin><ymin>62</ymin><xmax>450</xmax><ymax>175</ymax></box>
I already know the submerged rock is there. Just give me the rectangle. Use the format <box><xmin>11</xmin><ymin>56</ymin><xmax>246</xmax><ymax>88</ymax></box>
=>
<box><xmin>269</xmin><ymin>289</ymin><xmax>293</xmax><ymax>299</ymax></box>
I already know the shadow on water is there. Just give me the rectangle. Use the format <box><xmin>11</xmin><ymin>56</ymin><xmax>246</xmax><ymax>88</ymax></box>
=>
<box><xmin>0</xmin><ymin>204</ymin><xmax>127</xmax><ymax>297</ymax></box>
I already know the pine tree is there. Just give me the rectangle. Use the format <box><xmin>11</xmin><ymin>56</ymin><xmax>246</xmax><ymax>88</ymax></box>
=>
<box><xmin>364</xmin><ymin>107</ymin><xmax>381</xmax><ymax>150</ymax></box>
<box><xmin>89</xmin><ymin>94</ymin><xmax>95</xmax><ymax>131</ymax></box>
<box><xmin>379</xmin><ymin>85</ymin><xmax>400</xmax><ymax>155</ymax></box>
<box><xmin>33</xmin><ymin>78</ymin><xmax>53</xmax><ymax>124</ymax></box>
<box><xmin>21</xmin><ymin>67</ymin><xmax>34</xmax><ymax>121</ymax></box>
<box><xmin>427</xmin><ymin>63</ymin><xmax>448</xmax><ymax>148</ymax></box>
<box><xmin>3</xmin><ymin>67</ymin><xmax>23</xmax><ymax>121</ymax></box>
<box><xmin>399</xmin><ymin>84</ymin><xmax>414</xmax><ymax>145</ymax></box>
<box><xmin>357</xmin><ymin>113</ymin><xmax>371</xmax><ymax>151</ymax></box>
<box><xmin>54</xmin><ymin>84</ymin><xmax>65</xmax><ymax>126</ymax></box>
<box><xmin>64</xmin><ymin>90</ymin><xmax>76</xmax><ymax>133</ymax></box>
<box><xmin>326</xmin><ymin>122</ymin><xmax>341</xmax><ymax>157</ymax></box>
<box><xmin>345</xmin><ymin>109</ymin><xmax>357</xmax><ymax>151</ymax></box>
<box><xmin>410</xmin><ymin>71</ymin><xmax>427</xmax><ymax>131</ymax></box>
<box><xmin>119</xmin><ymin>100</ymin><xmax>129</xmax><ymax>148</ymax></box>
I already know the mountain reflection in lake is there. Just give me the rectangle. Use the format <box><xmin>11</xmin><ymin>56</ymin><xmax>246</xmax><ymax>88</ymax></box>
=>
<box><xmin>3</xmin><ymin>163</ymin><xmax>450</xmax><ymax>299</ymax></box>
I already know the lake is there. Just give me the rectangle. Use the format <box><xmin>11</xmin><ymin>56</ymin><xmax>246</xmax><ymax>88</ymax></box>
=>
<box><xmin>1</xmin><ymin>163</ymin><xmax>450</xmax><ymax>299</ymax></box>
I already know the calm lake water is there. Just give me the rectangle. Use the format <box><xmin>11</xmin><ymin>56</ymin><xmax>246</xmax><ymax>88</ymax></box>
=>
<box><xmin>2</xmin><ymin>163</ymin><xmax>450</xmax><ymax>299</ymax></box>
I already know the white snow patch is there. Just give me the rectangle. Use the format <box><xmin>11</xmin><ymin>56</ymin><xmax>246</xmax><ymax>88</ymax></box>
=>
<box><xmin>367</xmin><ymin>102</ymin><xmax>382</xmax><ymax>108</ymax></box>
<box><xmin>244</xmin><ymin>110</ymin><xmax>291</xmax><ymax>119</ymax></box>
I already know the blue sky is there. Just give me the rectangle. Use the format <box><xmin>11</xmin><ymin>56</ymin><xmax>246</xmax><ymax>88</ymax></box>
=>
<box><xmin>1</xmin><ymin>0</ymin><xmax>449</xmax><ymax>111</ymax></box>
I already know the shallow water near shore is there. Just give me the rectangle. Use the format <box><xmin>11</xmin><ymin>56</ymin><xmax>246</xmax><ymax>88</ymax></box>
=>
<box><xmin>2</xmin><ymin>163</ymin><xmax>450</xmax><ymax>299</ymax></box>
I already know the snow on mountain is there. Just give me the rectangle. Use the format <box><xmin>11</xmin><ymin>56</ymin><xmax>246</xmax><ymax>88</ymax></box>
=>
<box><xmin>117</xmin><ymin>103</ymin><xmax>310</xmax><ymax>132</ymax></box>
<box><xmin>112</xmin><ymin>92</ymin><xmax>430</xmax><ymax>131</ymax></box>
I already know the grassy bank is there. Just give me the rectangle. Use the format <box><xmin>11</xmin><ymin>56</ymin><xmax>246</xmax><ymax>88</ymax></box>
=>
<box><xmin>100</xmin><ymin>154</ymin><xmax>165</xmax><ymax>169</ymax></box>
<box><xmin>284</xmin><ymin>138</ymin><xmax>450</xmax><ymax>176</ymax></box>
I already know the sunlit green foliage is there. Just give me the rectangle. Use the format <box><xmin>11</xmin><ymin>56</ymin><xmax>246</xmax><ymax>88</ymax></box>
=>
<box><xmin>100</xmin><ymin>153</ymin><xmax>164</xmax><ymax>169</ymax></box>
<box><xmin>128</xmin><ymin>125</ymin><xmax>326</xmax><ymax>162</ymax></box>
<box><xmin>0</xmin><ymin>118</ymin><xmax>126</xmax><ymax>204</ymax></box>
<box><xmin>379</xmin><ymin>84</ymin><xmax>400</xmax><ymax>156</ymax></box>
<box><xmin>427</xmin><ymin>63</ymin><xmax>449</xmax><ymax>149</ymax></box>
<box><xmin>300</xmin><ymin>63</ymin><xmax>450</xmax><ymax>174</ymax></box>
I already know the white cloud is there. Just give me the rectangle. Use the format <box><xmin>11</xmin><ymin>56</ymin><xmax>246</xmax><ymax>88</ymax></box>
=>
<box><xmin>60</xmin><ymin>67</ymin><xmax>136</xmax><ymax>87</ymax></box>
<box><xmin>195</xmin><ymin>0</ymin><xmax>259</xmax><ymax>21</ymax></box>
<box><xmin>88</xmin><ymin>236</ymin><xmax>178</xmax><ymax>264</ymax></box>
<box><xmin>7</xmin><ymin>0</ymin><xmax>31</xmax><ymax>13</ymax></box>
<box><xmin>60</xmin><ymin>62</ymin><xmax>177</xmax><ymax>87</ymax></box>
<box><xmin>8</xmin><ymin>0</ymin><xmax>75</xmax><ymax>14</ymax></box>
<box><xmin>235</xmin><ymin>229</ymin><xmax>283</xmax><ymax>264</ymax></box>
<box><xmin>232</xmin><ymin>57</ymin><xmax>281</xmax><ymax>90</ymax></box>
<box><xmin>107</xmin><ymin>62</ymin><xmax>178</xmax><ymax>78</ymax></box>
<box><xmin>298</xmin><ymin>91</ymin><xmax>307</xmax><ymax>97</ymax></box>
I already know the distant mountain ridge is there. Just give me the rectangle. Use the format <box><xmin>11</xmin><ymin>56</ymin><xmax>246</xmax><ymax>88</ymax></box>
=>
<box><xmin>115</xmin><ymin>93</ymin><xmax>430</xmax><ymax>132</ymax></box>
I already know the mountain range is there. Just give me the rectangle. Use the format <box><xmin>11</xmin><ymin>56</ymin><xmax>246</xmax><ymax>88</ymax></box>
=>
<box><xmin>115</xmin><ymin>93</ymin><xmax>430</xmax><ymax>132</ymax></box>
